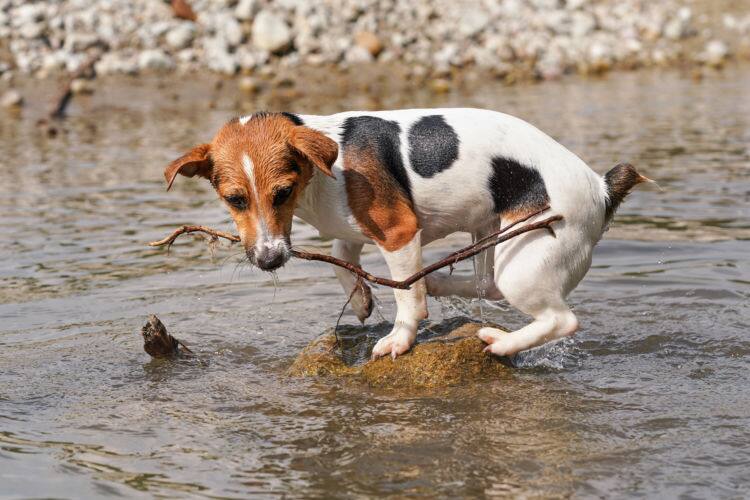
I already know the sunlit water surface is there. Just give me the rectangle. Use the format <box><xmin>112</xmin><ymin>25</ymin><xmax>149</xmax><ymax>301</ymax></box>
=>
<box><xmin>1</xmin><ymin>67</ymin><xmax>748</xmax><ymax>498</ymax></box>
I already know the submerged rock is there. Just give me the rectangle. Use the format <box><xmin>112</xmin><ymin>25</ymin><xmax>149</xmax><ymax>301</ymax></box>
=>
<box><xmin>287</xmin><ymin>317</ymin><xmax>512</xmax><ymax>389</ymax></box>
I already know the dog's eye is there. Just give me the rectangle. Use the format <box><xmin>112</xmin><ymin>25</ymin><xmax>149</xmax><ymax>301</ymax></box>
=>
<box><xmin>289</xmin><ymin>161</ymin><xmax>301</xmax><ymax>174</ymax></box>
<box><xmin>224</xmin><ymin>194</ymin><xmax>247</xmax><ymax>210</ymax></box>
<box><xmin>272</xmin><ymin>186</ymin><xmax>293</xmax><ymax>207</ymax></box>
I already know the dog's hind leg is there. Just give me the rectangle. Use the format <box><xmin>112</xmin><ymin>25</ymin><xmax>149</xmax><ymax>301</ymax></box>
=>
<box><xmin>331</xmin><ymin>239</ymin><xmax>373</xmax><ymax>323</ymax></box>
<box><xmin>425</xmin><ymin>226</ymin><xmax>502</xmax><ymax>300</ymax></box>
<box><xmin>477</xmin><ymin>225</ymin><xmax>589</xmax><ymax>356</ymax></box>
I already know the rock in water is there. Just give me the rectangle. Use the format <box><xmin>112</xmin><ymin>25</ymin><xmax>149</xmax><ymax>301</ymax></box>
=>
<box><xmin>287</xmin><ymin>317</ymin><xmax>512</xmax><ymax>389</ymax></box>
<box><xmin>141</xmin><ymin>314</ymin><xmax>184</xmax><ymax>358</ymax></box>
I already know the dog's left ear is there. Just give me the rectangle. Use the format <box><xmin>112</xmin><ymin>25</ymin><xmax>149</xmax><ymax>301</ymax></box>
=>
<box><xmin>164</xmin><ymin>143</ymin><xmax>213</xmax><ymax>190</ymax></box>
<box><xmin>289</xmin><ymin>126</ymin><xmax>338</xmax><ymax>179</ymax></box>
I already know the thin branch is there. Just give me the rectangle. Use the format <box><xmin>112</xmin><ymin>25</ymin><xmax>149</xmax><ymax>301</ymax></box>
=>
<box><xmin>49</xmin><ymin>52</ymin><xmax>102</xmax><ymax>120</ymax></box>
<box><xmin>148</xmin><ymin>209</ymin><xmax>562</xmax><ymax>290</ymax></box>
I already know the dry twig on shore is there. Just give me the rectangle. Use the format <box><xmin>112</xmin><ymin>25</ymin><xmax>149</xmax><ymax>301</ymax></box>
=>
<box><xmin>148</xmin><ymin>206</ymin><xmax>561</xmax><ymax>290</ymax></box>
<box><xmin>36</xmin><ymin>51</ymin><xmax>102</xmax><ymax>137</ymax></box>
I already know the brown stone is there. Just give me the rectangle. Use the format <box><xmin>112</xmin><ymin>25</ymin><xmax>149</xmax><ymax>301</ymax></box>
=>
<box><xmin>354</xmin><ymin>31</ymin><xmax>383</xmax><ymax>57</ymax></box>
<box><xmin>287</xmin><ymin>318</ymin><xmax>512</xmax><ymax>389</ymax></box>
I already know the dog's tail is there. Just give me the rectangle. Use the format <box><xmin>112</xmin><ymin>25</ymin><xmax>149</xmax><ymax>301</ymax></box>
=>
<box><xmin>603</xmin><ymin>163</ymin><xmax>654</xmax><ymax>223</ymax></box>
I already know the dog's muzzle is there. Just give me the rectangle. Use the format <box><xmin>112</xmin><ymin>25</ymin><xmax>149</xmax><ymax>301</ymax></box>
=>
<box><xmin>249</xmin><ymin>239</ymin><xmax>290</xmax><ymax>271</ymax></box>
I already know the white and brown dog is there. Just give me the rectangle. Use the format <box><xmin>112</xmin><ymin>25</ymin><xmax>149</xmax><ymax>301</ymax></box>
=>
<box><xmin>165</xmin><ymin>109</ymin><xmax>648</xmax><ymax>359</ymax></box>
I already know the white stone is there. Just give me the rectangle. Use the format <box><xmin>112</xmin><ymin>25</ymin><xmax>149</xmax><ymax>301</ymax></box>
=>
<box><xmin>223</xmin><ymin>17</ymin><xmax>244</xmax><ymax>47</ymax></box>
<box><xmin>252</xmin><ymin>10</ymin><xmax>292</xmax><ymax>53</ymax></box>
<box><xmin>204</xmin><ymin>38</ymin><xmax>238</xmax><ymax>74</ymax></box>
<box><xmin>70</xmin><ymin>78</ymin><xmax>94</xmax><ymax>94</ymax></box>
<box><xmin>1</xmin><ymin>89</ymin><xmax>23</xmax><ymax>108</ymax></box>
<box><xmin>166</xmin><ymin>23</ymin><xmax>196</xmax><ymax>50</ymax></box>
<box><xmin>703</xmin><ymin>40</ymin><xmax>729</xmax><ymax>66</ymax></box>
<box><xmin>12</xmin><ymin>4</ymin><xmax>46</xmax><ymax>26</ymax></box>
<box><xmin>235</xmin><ymin>0</ymin><xmax>258</xmax><ymax>21</ymax></box>
<box><xmin>19</xmin><ymin>22</ymin><xmax>44</xmax><ymax>39</ymax></box>
<box><xmin>571</xmin><ymin>12</ymin><xmax>595</xmax><ymax>38</ymax></box>
<box><xmin>458</xmin><ymin>10</ymin><xmax>488</xmax><ymax>38</ymax></box>
<box><xmin>344</xmin><ymin>45</ymin><xmax>373</xmax><ymax>63</ymax></box>
<box><xmin>664</xmin><ymin>8</ymin><xmax>691</xmax><ymax>40</ymax></box>
<box><xmin>138</xmin><ymin>49</ymin><xmax>175</xmax><ymax>71</ymax></box>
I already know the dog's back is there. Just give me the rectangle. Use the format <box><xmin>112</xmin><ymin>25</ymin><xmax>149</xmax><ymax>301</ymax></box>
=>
<box><xmin>301</xmin><ymin>108</ymin><xmax>611</xmax><ymax>243</ymax></box>
<box><xmin>297</xmin><ymin>108</ymin><xmax>646</xmax><ymax>357</ymax></box>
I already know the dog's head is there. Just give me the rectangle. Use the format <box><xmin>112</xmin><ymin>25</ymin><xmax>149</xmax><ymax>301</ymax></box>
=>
<box><xmin>164</xmin><ymin>112</ymin><xmax>338</xmax><ymax>271</ymax></box>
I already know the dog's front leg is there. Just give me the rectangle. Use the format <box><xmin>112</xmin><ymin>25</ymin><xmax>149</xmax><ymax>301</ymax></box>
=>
<box><xmin>331</xmin><ymin>239</ymin><xmax>373</xmax><ymax>323</ymax></box>
<box><xmin>371</xmin><ymin>232</ymin><xmax>428</xmax><ymax>359</ymax></box>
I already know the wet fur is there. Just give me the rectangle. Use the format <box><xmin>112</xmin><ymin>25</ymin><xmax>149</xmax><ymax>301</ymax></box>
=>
<box><xmin>165</xmin><ymin>108</ymin><xmax>647</xmax><ymax>359</ymax></box>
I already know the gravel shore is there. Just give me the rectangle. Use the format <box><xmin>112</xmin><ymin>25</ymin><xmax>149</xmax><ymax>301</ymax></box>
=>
<box><xmin>0</xmin><ymin>0</ymin><xmax>749</xmax><ymax>85</ymax></box>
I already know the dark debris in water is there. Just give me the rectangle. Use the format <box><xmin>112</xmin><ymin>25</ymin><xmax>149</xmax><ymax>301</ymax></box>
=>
<box><xmin>141</xmin><ymin>314</ymin><xmax>194</xmax><ymax>359</ymax></box>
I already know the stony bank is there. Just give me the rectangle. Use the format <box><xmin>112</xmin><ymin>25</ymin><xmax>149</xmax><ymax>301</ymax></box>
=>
<box><xmin>0</xmin><ymin>0</ymin><xmax>749</xmax><ymax>87</ymax></box>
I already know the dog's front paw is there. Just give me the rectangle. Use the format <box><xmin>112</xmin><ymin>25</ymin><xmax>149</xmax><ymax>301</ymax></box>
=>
<box><xmin>371</xmin><ymin>324</ymin><xmax>416</xmax><ymax>360</ymax></box>
<box><xmin>350</xmin><ymin>282</ymin><xmax>373</xmax><ymax>323</ymax></box>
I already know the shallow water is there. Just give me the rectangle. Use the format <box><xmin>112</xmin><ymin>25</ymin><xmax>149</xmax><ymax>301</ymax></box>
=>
<box><xmin>1</xmin><ymin>67</ymin><xmax>749</xmax><ymax>498</ymax></box>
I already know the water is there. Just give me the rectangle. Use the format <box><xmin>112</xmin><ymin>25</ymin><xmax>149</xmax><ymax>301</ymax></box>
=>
<box><xmin>1</xmin><ymin>67</ymin><xmax>748</xmax><ymax>498</ymax></box>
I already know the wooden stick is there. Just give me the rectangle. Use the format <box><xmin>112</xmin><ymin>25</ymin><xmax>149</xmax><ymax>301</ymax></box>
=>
<box><xmin>49</xmin><ymin>52</ymin><xmax>101</xmax><ymax>119</ymax></box>
<box><xmin>148</xmin><ymin>208</ymin><xmax>562</xmax><ymax>290</ymax></box>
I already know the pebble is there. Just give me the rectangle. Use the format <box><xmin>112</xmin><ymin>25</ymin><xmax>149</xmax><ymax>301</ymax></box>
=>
<box><xmin>354</xmin><ymin>31</ymin><xmax>383</xmax><ymax>57</ymax></box>
<box><xmin>70</xmin><ymin>78</ymin><xmax>94</xmax><ymax>94</ymax></box>
<box><xmin>138</xmin><ymin>49</ymin><xmax>175</xmax><ymax>71</ymax></box>
<box><xmin>235</xmin><ymin>0</ymin><xmax>258</xmax><ymax>21</ymax></box>
<box><xmin>238</xmin><ymin>75</ymin><xmax>260</xmax><ymax>93</ymax></box>
<box><xmin>165</xmin><ymin>23</ymin><xmax>196</xmax><ymax>50</ymax></box>
<box><xmin>252</xmin><ymin>10</ymin><xmax>292</xmax><ymax>54</ymax></box>
<box><xmin>1</xmin><ymin>89</ymin><xmax>23</xmax><ymax>108</ymax></box>
<box><xmin>703</xmin><ymin>40</ymin><xmax>729</xmax><ymax>67</ymax></box>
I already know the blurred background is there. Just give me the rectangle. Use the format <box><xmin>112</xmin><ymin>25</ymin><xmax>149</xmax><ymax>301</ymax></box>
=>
<box><xmin>1</xmin><ymin>1</ymin><xmax>749</xmax><ymax>498</ymax></box>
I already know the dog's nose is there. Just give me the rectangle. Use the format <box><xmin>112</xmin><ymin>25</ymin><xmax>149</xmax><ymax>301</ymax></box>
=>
<box><xmin>254</xmin><ymin>247</ymin><xmax>286</xmax><ymax>271</ymax></box>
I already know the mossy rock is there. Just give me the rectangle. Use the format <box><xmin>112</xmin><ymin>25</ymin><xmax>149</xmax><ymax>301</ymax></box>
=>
<box><xmin>287</xmin><ymin>317</ymin><xmax>512</xmax><ymax>389</ymax></box>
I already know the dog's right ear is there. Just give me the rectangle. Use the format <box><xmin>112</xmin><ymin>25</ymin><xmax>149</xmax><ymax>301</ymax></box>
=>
<box><xmin>164</xmin><ymin>144</ymin><xmax>213</xmax><ymax>191</ymax></box>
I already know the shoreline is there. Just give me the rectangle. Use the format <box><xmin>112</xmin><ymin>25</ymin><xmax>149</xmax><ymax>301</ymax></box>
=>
<box><xmin>1</xmin><ymin>0</ymin><xmax>749</xmax><ymax>97</ymax></box>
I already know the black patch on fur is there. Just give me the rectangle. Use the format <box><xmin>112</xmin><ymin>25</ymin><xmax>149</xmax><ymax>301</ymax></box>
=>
<box><xmin>340</xmin><ymin>116</ymin><xmax>412</xmax><ymax>201</ymax></box>
<box><xmin>488</xmin><ymin>157</ymin><xmax>549</xmax><ymax>214</ymax></box>
<box><xmin>604</xmin><ymin>163</ymin><xmax>640</xmax><ymax>222</ymax></box>
<box><xmin>408</xmin><ymin>115</ymin><xmax>460</xmax><ymax>177</ymax></box>
<box><xmin>281</xmin><ymin>112</ymin><xmax>304</xmax><ymax>126</ymax></box>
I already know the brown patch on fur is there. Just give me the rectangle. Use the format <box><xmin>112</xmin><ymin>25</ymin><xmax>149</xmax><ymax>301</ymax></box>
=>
<box><xmin>164</xmin><ymin>143</ymin><xmax>212</xmax><ymax>190</ymax></box>
<box><xmin>499</xmin><ymin>204</ymin><xmax>549</xmax><ymax>226</ymax></box>
<box><xmin>164</xmin><ymin>113</ymin><xmax>338</xmax><ymax>251</ymax></box>
<box><xmin>343</xmin><ymin>146</ymin><xmax>419</xmax><ymax>252</ymax></box>
<box><xmin>289</xmin><ymin>126</ymin><xmax>338</xmax><ymax>178</ymax></box>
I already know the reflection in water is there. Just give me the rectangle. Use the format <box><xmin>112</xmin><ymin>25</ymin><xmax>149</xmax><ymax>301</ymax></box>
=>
<box><xmin>0</xmin><ymin>68</ymin><xmax>749</xmax><ymax>497</ymax></box>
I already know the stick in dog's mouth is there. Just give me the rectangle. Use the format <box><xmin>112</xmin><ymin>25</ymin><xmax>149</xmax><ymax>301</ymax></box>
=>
<box><xmin>148</xmin><ymin>206</ymin><xmax>561</xmax><ymax>291</ymax></box>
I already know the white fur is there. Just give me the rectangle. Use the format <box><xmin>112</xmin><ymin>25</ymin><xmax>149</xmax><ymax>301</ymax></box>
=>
<box><xmin>370</xmin><ymin>231</ymin><xmax>428</xmax><ymax>359</ymax></box>
<box><xmin>243</xmin><ymin>153</ymin><xmax>285</xmax><ymax>254</ymax></box>
<box><xmin>291</xmin><ymin>108</ymin><xmax>611</xmax><ymax>358</ymax></box>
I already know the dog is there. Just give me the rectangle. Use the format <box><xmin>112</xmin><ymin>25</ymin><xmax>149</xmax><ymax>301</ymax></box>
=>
<box><xmin>164</xmin><ymin>109</ymin><xmax>649</xmax><ymax>359</ymax></box>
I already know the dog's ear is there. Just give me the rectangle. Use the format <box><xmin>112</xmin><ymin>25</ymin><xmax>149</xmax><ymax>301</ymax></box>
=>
<box><xmin>289</xmin><ymin>126</ymin><xmax>338</xmax><ymax>179</ymax></box>
<box><xmin>164</xmin><ymin>144</ymin><xmax>213</xmax><ymax>190</ymax></box>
